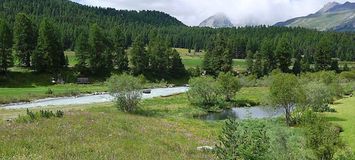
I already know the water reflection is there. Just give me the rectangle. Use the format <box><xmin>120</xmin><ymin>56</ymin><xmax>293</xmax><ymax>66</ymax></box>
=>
<box><xmin>199</xmin><ymin>106</ymin><xmax>284</xmax><ymax>121</ymax></box>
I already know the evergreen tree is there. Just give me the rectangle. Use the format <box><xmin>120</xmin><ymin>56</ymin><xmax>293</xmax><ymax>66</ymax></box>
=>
<box><xmin>130</xmin><ymin>35</ymin><xmax>148</xmax><ymax>75</ymax></box>
<box><xmin>169</xmin><ymin>49</ymin><xmax>186</xmax><ymax>78</ymax></box>
<box><xmin>275</xmin><ymin>36</ymin><xmax>292</xmax><ymax>73</ymax></box>
<box><xmin>148</xmin><ymin>35</ymin><xmax>170</xmax><ymax>77</ymax></box>
<box><xmin>330</xmin><ymin>59</ymin><xmax>339</xmax><ymax>73</ymax></box>
<box><xmin>13</xmin><ymin>13</ymin><xmax>37</xmax><ymax>67</ymax></box>
<box><xmin>75</xmin><ymin>31</ymin><xmax>90</xmax><ymax>73</ymax></box>
<box><xmin>253</xmin><ymin>51</ymin><xmax>263</xmax><ymax>78</ymax></box>
<box><xmin>260</xmin><ymin>38</ymin><xmax>276</xmax><ymax>73</ymax></box>
<box><xmin>315</xmin><ymin>36</ymin><xmax>333</xmax><ymax>71</ymax></box>
<box><xmin>32</xmin><ymin>19</ymin><xmax>65</xmax><ymax>73</ymax></box>
<box><xmin>246</xmin><ymin>50</ymin><xmax>254</xmax><ymax>74</ymax></box>
<box><xmin>293</xmin><ymin>55</ymin><xmax>302</xmax><ymax>75</ymax></box>
<box><xmin>203</xmin><ymin>34</ymin><xmax>232</xmax><ymax>76</ymax></box>
<box><xmin>112</xmin><ymin>27</ymin><xmax>128</xmax><ymax>72</ymax></box>
<box><xmin>0</xmin><ymin>20</ymin><xmax>13</xmax><ymax>73</ymax></box>
<box><xmin>343</xmin><ymin>63</ymin><xmax>350</xmax><ymax>71</ymax></box>
<box><xmin>88</xmin><ymin>23</ymin><xmax>112</xmax><ymax>75</ymax></box>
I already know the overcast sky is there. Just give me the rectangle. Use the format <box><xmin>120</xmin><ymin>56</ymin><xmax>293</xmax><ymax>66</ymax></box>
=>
<box><xmin>72</xmin><ymin>0</ymin><xmax>354</xmax><ymax>26</ymax></box>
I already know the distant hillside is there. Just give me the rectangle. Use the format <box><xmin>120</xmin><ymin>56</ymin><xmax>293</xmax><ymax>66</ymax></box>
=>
<box><xmin>199</xmin><ymin>13</ymin><xmax>234</xmax><ymax>28</ymax></box>
<box><xmin>275</xmin><ymin>1</ymin><xmax>355</xmax><ymax>32</ymax></box>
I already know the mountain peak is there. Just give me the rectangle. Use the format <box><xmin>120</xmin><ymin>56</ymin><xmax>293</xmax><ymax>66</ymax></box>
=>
<box><xmin>317</xmin><ymin>2</ymin><xmax>340</xmax><ymax>14</ymax></box>
<box><xmin>199</xmin><ymin>13</ymin><xmax>234</xmax><ymax>28</ymax></box>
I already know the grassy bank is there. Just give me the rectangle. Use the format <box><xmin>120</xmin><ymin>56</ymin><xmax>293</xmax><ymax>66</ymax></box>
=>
<box><xmin>0</xmin><ymin>94</ymin><xmax>221</xmax><ymax>159</ymax></box>
<box><xmin>326</xmin><ymin>92</ymin><xmax>355</xmax><ymax>150</ymax></box>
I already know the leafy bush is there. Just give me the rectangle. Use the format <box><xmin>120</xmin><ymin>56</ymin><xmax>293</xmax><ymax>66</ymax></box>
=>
<box><xmin>215</xmin><ymin>119</ymin><xmax>270</xmax><ymax>160</ymax></box>
<box><xmin>304</xmin><ymin>82</ymin><xmax>335</xmax><ymax>112</ymax></box>
<box><xmin>339</xmin><ymin>70</ymin><xmax>355</xmax><ymax>81</ymax></box>
<box><xmin>187</xmin><ymin>76</ymin><xmax>221</xmax><ymax>109</ymax></box>
<box><xmin>107</xmin><ymin>74</ymin><xmax>144</xmax><ymax>112</ymax></box>
<box><xmin>217</xmin><ymin>72</ymin><xmax>242</xmax><ymax>101</ymax></box>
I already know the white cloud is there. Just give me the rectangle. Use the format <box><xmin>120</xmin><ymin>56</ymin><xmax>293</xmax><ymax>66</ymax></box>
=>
<box><xmin>71</xmin><ymin>0</ymin><xmax>355</xmax><ymax>26</ymax></box>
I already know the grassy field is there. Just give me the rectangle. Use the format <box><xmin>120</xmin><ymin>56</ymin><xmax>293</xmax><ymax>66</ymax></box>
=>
<box><xmin>325</xmin><ymin>92</ymin><xmax>355</xmax><ymax>150</ymax></box>
<box><xmin>0</xmin><ymin>94</ymin><xmax>221</xmax><ymax>159</ymax></box>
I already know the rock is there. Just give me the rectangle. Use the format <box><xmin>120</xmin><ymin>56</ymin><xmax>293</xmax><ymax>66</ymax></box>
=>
<box><xmin>197</xmin><ymin>146</ymin><xmax>214</xmax><ymax>151</ymax></box>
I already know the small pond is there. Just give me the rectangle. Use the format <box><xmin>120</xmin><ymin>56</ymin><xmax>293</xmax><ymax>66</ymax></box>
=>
<box><xmin>198</xmin><ymin>106</ymin><xmax>285</xmax><ymax>121</ymax></box>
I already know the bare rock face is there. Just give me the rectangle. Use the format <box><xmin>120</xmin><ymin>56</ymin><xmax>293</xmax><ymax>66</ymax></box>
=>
<box><xmin>199</xmin><ymin>13</ymin><xmax>234</xmax><ymax>28</ymax></box>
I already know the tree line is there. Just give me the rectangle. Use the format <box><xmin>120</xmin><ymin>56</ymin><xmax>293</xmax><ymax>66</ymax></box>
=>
<box><xmin>0</xmin><ymin>13</ymin><xmax>186</xmax><ymax>80</ymax></box>
<box><xmin>1</xmin><ymin>0</ymin><xmax>354</xmax><ymax>61</ymax></box>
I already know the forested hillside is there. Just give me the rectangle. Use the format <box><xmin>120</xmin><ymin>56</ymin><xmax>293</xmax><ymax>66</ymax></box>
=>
<box><xmin>0</xmin><ymin>0</ymin><xmax>185</xmax><ymax>49</ymax></box>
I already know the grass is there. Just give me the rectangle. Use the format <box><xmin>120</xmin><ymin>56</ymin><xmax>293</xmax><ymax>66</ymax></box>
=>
<box><xmin>0</xmin><ymin>95</ymin><xmax>221</xmax><ymax>159</ymax></box>
<box><xmin>325</xmin><ymin>92</ymin><xmax>355</xmax><ymax>151</ymax></box>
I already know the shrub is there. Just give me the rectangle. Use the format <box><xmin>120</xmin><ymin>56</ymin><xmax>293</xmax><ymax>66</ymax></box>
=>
<box><xmin>217</xmin><ymin>72</ymin><xmax>242</xmax><ymax>101</ymax></box>
<box><xmin>215</xmin><ymin>119</ymin><xmax>270</xmax><ymax>160</ymax></box>
<box><xmin>16</xmin><ymin>109</ymin><xmax>64</xmax><ymax>123</ymax></box>
<box><xmin>304</xmin><ymin>82</ymin><xmax>335</xmax><ymax>112</ymax></box>
<box><xmin>45</xmin><ymin>88</ymin><xmax>53</xmax><ymax>94</ymax></box>
<box><xmin>107</xmin><ymin>74</ymin><xmax>144</xmax><ymax>112</ymax></box>
<box><xmin>187</xmin><ymin>76</ymin><xmax>221</xmax><ymax>109</ymax></box>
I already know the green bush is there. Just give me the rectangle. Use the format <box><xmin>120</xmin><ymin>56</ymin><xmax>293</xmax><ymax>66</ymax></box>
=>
<box><xmin>187</xmin><ymin>76</ymin><xmax>221</xmax><ymax>109</ymax></box>
<box><xmin>217</xmin><ymin>72</ymin><xmax>242</xmax><ymax>102</ymax></box>
<box><xmin>45</xmin><ymin>88</ymin><xmax>53</xmax><ymax>94</ymax></box>
<box><xmin>107</xmin><ymin>74</ymin><xmax>144</xmax><ymax>112</ymax></box>
<box><xmin>215</xmin><ymin>119</ymin><xmax>270</xmax><ymax>160</ymax></box>
<box><xmin>304</xmin><ymin>82</ymin><xmax>335</xmax><ymax>112</ymax></box>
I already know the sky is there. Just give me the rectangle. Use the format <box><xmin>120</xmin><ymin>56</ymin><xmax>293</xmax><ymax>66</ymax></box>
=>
<box><xmin>72</xmin><ymin>0</ymin><xmax>354</xmax><ymax>26</ymax></box>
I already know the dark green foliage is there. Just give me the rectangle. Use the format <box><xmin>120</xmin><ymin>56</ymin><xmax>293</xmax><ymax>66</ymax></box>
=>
<box><xmin>343</xmin><ymin>63</ymin><xmax>350</xmax><ymax>71</ymax></box>
<box><xmin>88</xmin><ymin>24</ymin><xmax>112</xmax><ymax>75</ymax></box>
<box><xmin>330</xmin><ymin>59</ymin><xmax>340</xmax><ymax>72</ymax></box>
<box><xmin>148</xmin><ymin>36</ymin><xmax>170</xmax><ymax>77</ymax></box>
<box><xmin>302</xmin><ymin>111</ymin><xmax>343</xmax><ymax>160</ymax></box>
<box><xmin>275</xmin><ymin>36</ymin><xmax>292</xmax><ymax>73</ymax></box>
<box><xmin>253</xmin><ymin>51</ymin><xmax>264</xmax><ymax>78</ymax></box>
<box><xmin>32</xmin><ymin>19</ymin><xmax>65</xmax><ymax>73</ymax></box>
<box><xmin>315</xmin><ymin>36</ymin><xmax>333</xmax><ymax>71</ymax></box>
<box><xmin>130</xmin><ymin>35</ymin><xmax>148</xmax><ymax>75</ymax></box>
<box><xmin>215</xmin><ymin>119</ymin><xmax>270</xmax><ymax>160</ymax></box>
<box><xmin>13</xmin><ymin>13</ymin><xmax>37</xmax><ymax>67</ymax></box>
<box><xmin>246</xmin><ymin>50</ymin><xmax>254</xmax><ymax>73</ymax></box>
<box><xmin>75</xmin><ymin>31</ymin><xmax>90</xmax><ymax>73</ymax></box>
<box><xmin>293</xmin><ymin>54</ymin><xmax>302</xmax><ymax>75</ymax></box>
<box><xmin>203</xmin><ymin>34</ymin><xmax>233</xmax><ymax>76</ymax></box>
<box><xmin>112</xmin><ymin>27</ymin><xmax>128</xmax><ymax>72</ymax></box>
<box><xmin>260</xmin><ymin>38</ymin><xmax>276</xmax><ymax>72</ymax></box>
<box><xmin>0</xmin><ymin>20</ymin><xmax>13</xmax><ymax>73</ymax></box>
<box><xmin>169</xmin><ymin>49</ymin><xmax>187</xmax><ymax>78</ymax></box>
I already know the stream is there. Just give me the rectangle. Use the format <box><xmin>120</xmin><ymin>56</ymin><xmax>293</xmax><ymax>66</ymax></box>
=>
<box><xmin>1</xmin><ymin>87</ymin><xmax>189</xmax><ymax>109</ymax></box>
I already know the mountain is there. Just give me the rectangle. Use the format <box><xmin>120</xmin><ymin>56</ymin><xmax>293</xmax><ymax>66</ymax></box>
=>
<box><xmin>199</xmin><ymin>13</ymin><xmax>234</xmax><ymax>28</ymax></box>
<box><xmin>275</xmin><ymin>1</ymin><xmax>355</xmax><ymax>32</ymax></box>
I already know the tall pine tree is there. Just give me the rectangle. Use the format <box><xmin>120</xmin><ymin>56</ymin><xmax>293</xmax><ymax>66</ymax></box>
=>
<box><xmin>13</xmin><ymin>13</ymin><xmax>37</xmax><ymax>67</ymax></box>
<box><xmin>88</xmin><ymin>23</ymin><xmax>112</xmax><ymax>75</ymax></box>
<box><xmin>75</xmin><ymin>31</ymin><xmax>89</xmax><ymax>73</ymax></box>
<box><xmin>130</xmin><ymin>35</ymin><xmax>148</xmax><ymax>75</ymax></box>
<box><xmin>32</xmin><ymin>19</ymin><xmax>65</xmax><ymax>73</ymax></box>
<box><xmin>275</xmin><ymin>36</ymin><xmax>292</xmax><ymax>73</ymax></box>
<box><xmin>112</xmin><ymin>27</ymin><xmax>128</xmax><ymax>72</ymax></box>
<box><xmin>0</xmin><ymin>20</ymin><xmax>13</xmax><ymax>73</ymax></box>
<box><xmin>315</xmin><ymin>35</ymin><xmax>333</xmax><ymax>71</ymax></box>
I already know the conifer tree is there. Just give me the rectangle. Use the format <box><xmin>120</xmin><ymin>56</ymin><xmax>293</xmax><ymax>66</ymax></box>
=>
<box><xmin>112</xmin><ymin>27</ymin><xmax>128</xmax><ymax>72</ymax></box>
<box><xmin>88</xmin><ymin>23</ymin><xmax>112</xmax><ymax>75</ymax></box>
<box><xmin>32</xmin><ymin>19</ymin><xmax>65</xmax><ymax>73</ymax></box>
<box><xmin>253</xmin><ymin>52</ymin><xmax>264</xmax><ymax>78</ymax></box>
<box><xmin>13</xmin><ymin>13</ymin><xmax>37</xmax><ymax>67</ymax></box>
<box><xmin>0</xmin><ymin>20</ymin><xmax>13</xmax><ymax>73</ymax></box>
<box><xmin>130</xmin><ymin>35</ymin><xmax>148</xmax><ymax>75</ymax></box>
<box><xmin>75</xmin><ymin>31</ymin><xmax>89</xmax><ymax>72</ymax></box>
<box><xmin>169</xmin><ymin>49</ymin><xmax>186</xmax><ymax>78</ymax></box>
<box><xmin>275</xmin><ymin>36</ymin><xmax>292</xmax><ymax>73</ymax></box>
<box><xmin>315</xmin><ymin>36</ymin><xmax>333</xmax><ymax>71</ymax></box>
